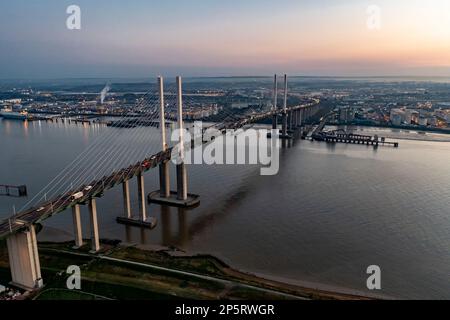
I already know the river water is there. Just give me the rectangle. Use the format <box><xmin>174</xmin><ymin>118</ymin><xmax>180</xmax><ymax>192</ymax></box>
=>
<box><xmin>1</xmin><ymin>118</ymin><xmax>450</xmax><ymax>299</ymax></box>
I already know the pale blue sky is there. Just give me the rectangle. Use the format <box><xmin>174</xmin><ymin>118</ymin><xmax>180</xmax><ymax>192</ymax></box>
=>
<box><xmin>1</xmin><ymin>0</ymin><xmax>450</xmax><ymax>78</ymax></box>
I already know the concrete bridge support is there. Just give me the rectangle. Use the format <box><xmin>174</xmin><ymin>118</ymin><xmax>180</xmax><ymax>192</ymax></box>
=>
<box><xmin>288</xmin><ymin>111</ymin><xmax>293</xmax><ymax>132</ymax></box>
<box><xmin>159</xmin><ymin>164</ymin><xmax>170</xmax><ymax>198</ymax></box>
<box><xmin>272</xmin><ymin>74</ymin><xmax>278</xmax><ymax>130</ymax></box>
<box><xmin>176</xmin><ymin>165</ymin><xmax>188</xmax><ymax>201</ymax></box>
<box><xmin>88</xmin><ymin>198</ymin><xmax>100</xmax><ymax>253</ymax></box>
<box><xmin>117</xmin><ymin>172</ymin><xmax>158</xmax><ymax>229</ymax></box>
<box><xmin>297</xmin><ymin>109</ymin><xmax>302</xmax><ymax>127</ymax></box>
<box><xmin>72</xmin><ymin>204</ymin><xmax>84</xmax><ymax>248</ymax></box>
<box><xmin>281</xmin><ymin>112</ymin><xmax>287</xmax><ymax>137</ymax></box>
<box><xmin>122</xmin><ymin>180</ymin><xmax>131</xmax><ymax>219</ymax></box>
<box><xmin>280</xmin><ymin>74</ymin><xmax>291</xmax><ymax>139</ymax></box>
<box><xmin>7</xmin><ymin>225</ymin><xmax>43</xmax><ymax>290</ymax></box>
<box><xmin>137</xmin><ymin>173</ymin><xmax>147</xmax><ymax>221</ymax></box>
<box><xmin>148</xmin><ymin>76</ymin><xmax>199</xmax><ymax>208</ymax></box>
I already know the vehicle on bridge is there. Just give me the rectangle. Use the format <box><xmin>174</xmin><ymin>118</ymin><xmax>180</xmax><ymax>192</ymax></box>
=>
<box><xmin>70</xmin><ymin>192</ymin><xmax>84</xmax><ymax>201</ymax></box>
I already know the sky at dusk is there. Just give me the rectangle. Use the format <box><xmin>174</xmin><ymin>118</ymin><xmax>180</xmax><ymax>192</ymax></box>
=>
<box><xmin>1</xmin><ymin>0</ymin><xmax>450</xmax><ymax>78</ymax></box>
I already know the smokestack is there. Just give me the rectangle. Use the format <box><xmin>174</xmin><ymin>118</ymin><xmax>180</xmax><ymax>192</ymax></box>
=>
<box><xmin>100</xmin><ymin>84</ymin><xmax>111</xmax><ymax>104</ymax></box>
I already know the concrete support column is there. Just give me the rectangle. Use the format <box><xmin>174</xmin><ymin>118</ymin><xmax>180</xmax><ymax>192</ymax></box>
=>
<box><xmin>177</xmin><ymin>164</ymin><xmax>187</xmax><ymax>201</ymax></box>
<box><xmin>272</xmin><ymin>114</ymin><xmax>278</xmax><ymax>130</ymax></box>
<box><xmin>7</xmin><ymin>225</ymin><xmax>43</xmax><ymax>290</ymax></box>
<box><xmin>88</xmin><ymin>198</ymin><xmax>100</xmax><ymax>253</ymax></box>
<box><xmin>297</xmin><ymin>109</ymin><xmax>302</xmax><ymax>127</ymax></box>
<box><xmin>176</xmin><ymin>76</ymin><xmax>188</xmax><ymax>201</ymax></box>
<box><xmin>281</xmin><ymin>113</ymin><xmax>287</xmax><ymax>137</ymax></box>
<box><xmin>272</xmin><ymin>74</ymin><xmax>278</xmax><ymax>130</ymax></box>
<box><xmin>281</xmin><ymin>74</ymin><xmax>288</xmax><ymax>137</ymax></box>
<box><xmin>72</xmin><ymin>204</ymin><xmax>84</xmax><ymax>248</ymax></box>
<box><xmin>137</xmin><ymin>173</ymin><xmax>147</xmax><ymax>221</ymax></box>
<box><xmin>288</xmin><ymin>111</ymin><xmax>293</xmax><ymax>131</ymax></box>
<box><xmin>122</xmin><ymin>180</ymin><xmax>131</xmax><ymax>219</ymax></box>
<box><xmin>158</xmin><ymin>76</ymin><xmax>171</xmax><ymax>198</ymax></box>
<box><xmin>159</xmin><ymin>163</ymin><xmax>170</xmax><ymax>198</ymax></box>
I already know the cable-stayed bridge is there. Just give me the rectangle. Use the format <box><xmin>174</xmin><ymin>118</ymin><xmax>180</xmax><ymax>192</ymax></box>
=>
<box><xmin>0</xmin><ymin>75</ymin><xmax>321</xmax><ymax>290</ymax></box>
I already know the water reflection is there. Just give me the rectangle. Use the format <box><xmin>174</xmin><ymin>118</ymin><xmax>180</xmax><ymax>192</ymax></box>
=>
<box><xmin>23</xmin><ymin>120</ymin><xmax>29</xmax><ymax>138</ymax></box>
<box><xmin>125</xmin><ymin>225</ymin><xmax>132</xmax><ymax>243</ymax></box>
<box><xmin>159</xmin><ymin>206</ymin><xmax>189</xmax><ymax>246</ymax></box>
<box><xmin>161</xmin><ymin>206</ymin><xmax>171</xmax><ymax>245</ymax></box>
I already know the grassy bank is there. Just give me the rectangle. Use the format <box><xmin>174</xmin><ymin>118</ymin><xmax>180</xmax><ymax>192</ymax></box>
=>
<box><xmin>0</xmin><ymin>240</ymin><xmax>373</xmax><ymax>300</ymax></box>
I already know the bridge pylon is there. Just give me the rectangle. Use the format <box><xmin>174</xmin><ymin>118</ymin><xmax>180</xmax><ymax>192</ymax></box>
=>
<box><xmin>148</xmin><ymin>76</ymin><xmax>200</xmax><ymax>208</ymax></box>
<box><xmin>280</xmin><ymin>74</ymin><xmax>292</xmax><ymax>140</ymax></box>
<box><xmin>271</xmin><ymin>74</ymin><xmax>278</xmax><ymax>130</ymax></box>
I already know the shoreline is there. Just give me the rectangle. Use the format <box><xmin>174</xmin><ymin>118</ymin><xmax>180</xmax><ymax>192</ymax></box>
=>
<box><xmin>1</xmin><ymin>238</ymin><xmax>382</xmax><ymax>300</ymax></box>
<box><xmin>36</xmin><ymin>226</ymin><xmax>387</xmax><ymax>300</ymax></box>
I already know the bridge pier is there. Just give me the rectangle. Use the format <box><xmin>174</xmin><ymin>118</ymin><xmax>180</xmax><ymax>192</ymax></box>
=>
<box><xmin>88</xmin><ymin>198</ymin><xmax>100</xmax><ymax>253</ymax></box>
<box><xmin>176</xmin><ymin>164</ymin><xmax>187</xmax><ymax>201</ymax></box>
<box><xmin>122</xmin><ymin>180</ymin><xmax>132</xmax><ymax>219</ymax></box>
<box><xmin>267</xmin><ymin>74</ymin><xmax>279</xmax><ymax>139</ymax></box>
<box><xmin>293</xmin><ymin>110</ymin><xmax>297</xmax><ymax>128</ymax></box>
<box><xmin>6</xmin><ymin>225</ymin><xmax>43</xmax><ymax>290</ymax></box>
<box><xmin>288</xmin><ymin>111</ymin><xmax>294</xmax><ymax>133</ymax></box>
<box><xmin>294</xmin><ymin>110</ymin><xmax>299</xmax><ymax>130</ymax></box>
<box><xmin>159</xmin><ymin>163</ymin><xmax>170</xmax><ymax>197</ymax></box>
<box><xmin>280</xmin><ymin>75</ymin><xmax>292</xmax><ymax>139</ymax></box>
<box><xmin>117</xmin><ymin>174</ymin><xmax>158</xmax><ymax>229</ymax></box>
<box><xmin>72</xmin><ymin>204</ymin><xmax>84</xmax><ymax>248</ymax></box>
<box><xmin>272</xmin><ymin>74</ymin><xmax>278</xmax><ymax>130</ymax></box>
<box><xmin>148</xmin><ymin>76</ymin><xmax>199</xmax><ymax>208</ymax></box>
<box><xmin>137</xmin><ymin>173</ymin><xmax>147</xmax><ymax>221</ymax></box>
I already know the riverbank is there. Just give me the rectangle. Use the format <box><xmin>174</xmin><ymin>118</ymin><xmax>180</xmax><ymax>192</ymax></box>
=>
<box><xmin>0</xmin><ymin>240</ymin><xmax>376</xmax><ymax>300</ymax></box>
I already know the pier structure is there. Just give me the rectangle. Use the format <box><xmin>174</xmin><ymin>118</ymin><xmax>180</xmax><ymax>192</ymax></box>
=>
<box><xmin>148</xmin><ymin>76</ymin><xmax>200</xmax><ymax>208</ymax></box>
<box><xmin>280</xmin><ymin>74</ymin><xmax>292</xmax><ymax>139</ymax></box>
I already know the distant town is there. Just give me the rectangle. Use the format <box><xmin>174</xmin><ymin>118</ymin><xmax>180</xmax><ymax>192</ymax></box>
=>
<box><xmin>1</xmin><ymin>77</ymin><xmax>450</xmax><ymax>133</ymax></box>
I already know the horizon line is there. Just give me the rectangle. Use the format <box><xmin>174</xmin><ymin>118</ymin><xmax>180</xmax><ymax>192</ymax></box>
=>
<box><xmin>1</xmin><ymin>75</ymin><xmax>450</xmax><ymax>82</ymax></box>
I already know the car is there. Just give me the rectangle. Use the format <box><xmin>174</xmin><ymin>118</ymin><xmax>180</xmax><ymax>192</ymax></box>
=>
<box><xmin>70</xmin><ymin>192</ymin><xmax>84</xmax><ymax>201</ymax></box>
<box><xmin>141</xmin><ymin>161</ymin><xmax>150</xmax><ymax>168</ymax></box>
<box><xmin>36</xmin><ymin>207</ymin><xmax>45</xmax><ymax>212</ymax></box>
<box><xmin>84</xmin><ymin>186</ymin><xmax>93</xmax><ymax>191</ymax></box>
